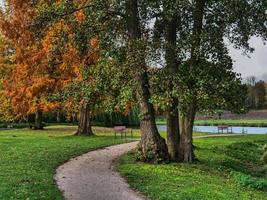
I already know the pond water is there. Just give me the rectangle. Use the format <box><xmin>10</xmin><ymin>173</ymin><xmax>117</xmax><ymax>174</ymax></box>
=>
<box><xmin>157</xmin><ymin>125</ymin><xmax>267</xmax><ymax>135</ymax></box>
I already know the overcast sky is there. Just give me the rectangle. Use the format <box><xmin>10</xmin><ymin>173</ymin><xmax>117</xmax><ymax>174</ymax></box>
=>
<box><xmin>229</xmin><ymin>37</ymin><xmax>267</xmax><ymax>80</ymax></box>
<box><xmin>0</xmin><ymin>1</ymin><xmax>266</xmax><ymax>80</ymax></box>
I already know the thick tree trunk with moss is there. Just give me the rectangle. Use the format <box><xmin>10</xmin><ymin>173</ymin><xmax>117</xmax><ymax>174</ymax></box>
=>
<box><xmin>137</xmin><ymin>72</ymin><xmax>169</xmax><ymax>163</ymax></box>
<box><xmin>164</xmin><ymin>7</ymin><xmax>180</xmax><ymax>161</ymax></box>
<box><xmin>34</xmin><ymin>110</ymin><xmax>43</xmax><ymax>130</ymax></box>
<box><xmin>75</xmin><ymin>104</ymin><xmax>93</xmax><ymax>136</ymax></box>
<box><xmin>166</xmin><ymin>100</ymin><xmax>180</xmax><ymax>161</ymax></box>
<box><xmin>178</xmin><ymin>102</ymin><xmax>196</xmax><ymax>162</ymax></box>
<box><xmin>126</xmin><ymin>0</ymin><xmax>169</xmax><ymax>163</ymax></box>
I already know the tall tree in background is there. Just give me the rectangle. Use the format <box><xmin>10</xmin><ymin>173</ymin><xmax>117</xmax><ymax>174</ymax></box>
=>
<box><xmin>33</xmin><ymin>1</ymin><xmax>102</xmax><ymax>135</ymax></box>
<box><xmin>245</xmin><ymin>77</ymin><xmax>267</xmax><ymax>109</ymax></box>
<box><xmin>32</xmin><ymin>0</ymin><xmax>137</xmax><ymax>136</ymax></box>
<box><xmin>0</xmin><ymin>34</ymin><xmax>15</xmax><ymax>122</ymax></box>
<box><xmin>246</xmin><ymin>76</ymin><xmax>257</xmax><ymax>109</ymax></box>
<box><xmin>0</xmin><ymin>1</ymin><xmax>60</xmax><ymax>129</ymax></box>
<box><xmin>255</xmin><ymin>81</ymin><xmax>266</xmax><ymax>109</ymax></box>
<box><xmin>0</xmin><ymin>1</ymin><xmax>106</xmax><ymax>133</ymax></box>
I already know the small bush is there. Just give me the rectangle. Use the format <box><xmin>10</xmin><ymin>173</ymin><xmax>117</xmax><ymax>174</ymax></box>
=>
<box><xmin>0</xmin><ymin>123</ymin><xmax>29</xmax><ymax>129</ymax></box>
<box><xmin>259</xmin><ymin>144</ymin><xmax>267</xmax><ymax>164</ymax></box>
<box><xmin>0</xmin><ymin>124</ymin><xmax>7</xmax><ymax>128</ymax></box>
<box><xmin>225</xmin><ymin>142</ymin><xmax>260</xmax><ymax>163</ymax></box>
<box><xmin>231</xmin><ymin>171</ymin><xmax>267</xmax><ymax>191</ymax></box>
<box><xmin>260</xmin><ymin>151</ymin><xmax>267</xmax><ymax>164</ymax></box>
<box><xmin>134</xmin><ymin>143</ymin><xmax>165</xmax><ymax>163</ymax></box>
<box><xmin>134</xmin><ymin>143</ymin><xmax>143</xmax><ymax>161</ymax></box>
<box><xmin>259</xmin><ymin>164</ymin><xmax>267</xmax><ymax>175</ymax></box>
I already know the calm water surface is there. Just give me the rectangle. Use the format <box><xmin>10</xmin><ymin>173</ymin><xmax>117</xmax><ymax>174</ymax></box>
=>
<box><xmin>157</xmin><ymin>125</ymin><xmax>267</xmax><ymax>134</ymax></box>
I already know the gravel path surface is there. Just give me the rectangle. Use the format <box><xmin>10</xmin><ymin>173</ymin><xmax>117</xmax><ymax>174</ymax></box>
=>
<box><xmin>55</xmin><ymin>134</ymin><xmax>239</xmax><ymax>200</ymax></box>
<box><xmin>55</xmin><ymin>141</ymin><xmax>146</xmax><ymax>200</ymax></box>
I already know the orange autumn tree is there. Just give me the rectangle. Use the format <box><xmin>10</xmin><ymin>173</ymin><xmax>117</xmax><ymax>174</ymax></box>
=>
<box><xmin>32</xmin><ymin>1</ymin><xmax>103</xmax><ymax>135</ymax></box>
<box><xmin>35</xmin><ymin>0</ymin><xmax>138</xmax><ymax>136</ymax></box>
<box><xmin>61</xmin><ymin>38</ymin><xmax>100</xmax><ymax>136</ymax></box>
<box><xmin>0</xmin><ymin>34</ymin><xmax>15</xmax><ymax>122</ymax></box>
<box><xmin>1</xmin><ymin>0</ymin><xmax>129</xmax><ymax>134</ymax></box>
<box><xmin>36</xmin><ymin>1</ymin><xmax>131</xmax><ymax>135</ymax></box>
<box><xmin>0</xmin><ymin>1</ymin><xmax>61</xmax><ymax>129</ymax></box>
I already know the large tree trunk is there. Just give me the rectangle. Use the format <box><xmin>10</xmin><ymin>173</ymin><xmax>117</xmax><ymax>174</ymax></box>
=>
<box><xmin>34</xmin><ymin>110</ymin><xmax>43</xmax><ymax>130</ymax></box>
<box><xmin>75</xmin><ymin>104</ymin><xmax>94</xmax><ymax>136</ymax></box>
<box><xmin>166</xmin><ymin>99</ymin><xmax>180</xmax><ymax>161</ymax></box>
<box><xmin>56</xmin><ymin>110</ymin><xmax>61</xmax><ymax>123</ymax></box>
<box><xmin>137</xmin><ymin>72</ymin><xmax>169</xmax><ymax>163</ymax></box>
<box><xmin>126</xmin><ymin>0</ymin><xmax>169</xmax><ymax>163</ymax></box>
<box><xmin>163</xmin><ymin>6</ymin><xmax>180</xmax><ymax>161</ymax></box>
<box><xmin>178</xmin><ymin>0</ymin><xmax>205</xmax><ymax>163</ymax></box>
<box><xmin>178</xmin><ymin>101</ymin><xmax>196</xmax><ymax>162</ymax></box>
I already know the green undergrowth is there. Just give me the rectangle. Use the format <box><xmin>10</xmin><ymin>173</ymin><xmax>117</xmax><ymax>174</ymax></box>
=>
<box><xmin>118</xmin><ymin>135</ymin><xmax>267</xmax><ymax>200</ymax></box>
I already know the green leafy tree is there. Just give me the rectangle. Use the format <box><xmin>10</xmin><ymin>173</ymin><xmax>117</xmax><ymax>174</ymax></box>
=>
<box><xmin>152</xmin><ymin>0</ymin><xmax>266</xmax><ymax>162</ymax></box>
<box><xmin>254</xmin><ymin>80</ymin><xmax>266</xmax><ymax>109</ymax></box>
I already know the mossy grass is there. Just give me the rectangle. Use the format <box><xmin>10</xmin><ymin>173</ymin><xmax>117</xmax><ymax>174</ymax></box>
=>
<box><xmin>118</xmin><ymin>134</ymin><xmax>267</xmax><ymax>200</ymax></box>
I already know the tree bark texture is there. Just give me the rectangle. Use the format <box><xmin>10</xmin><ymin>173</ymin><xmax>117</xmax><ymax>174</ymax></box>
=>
<box><xmin>137</xmin><ymin>72</ymin><xmax>169</xmax><ymax>163</ymax></box>
<box><xmin>166</xmin><ymin>100</ymin><xmax>180</xmax><ymax>161</ymax></box>
<box><xmin>126</xmin><ymin>0</ymin><xmax>169</xmax><ymax>163</ymax></box>
<box><xmin>178</xmin><ymin>102</ymin><xmax>196</xmax><ymax>162</ymax></box>
<box><xmin>34</xmin><ymin>110</ymin><xmax>43</xmax><ymax>130</ymax></box>
<box><xmin>179</xmin><ymin>0</ymin><xmax>205</xmax><ymax>162</ymax></box>
<box><xmin>75</xmin><ymin>104</ymin><xmax>94</xmax><ymax>136</ymax></box>
<box><xmin>164</xmin><ymin>6</ymin><xmax>181</xmax><ymax>161</ymax></box>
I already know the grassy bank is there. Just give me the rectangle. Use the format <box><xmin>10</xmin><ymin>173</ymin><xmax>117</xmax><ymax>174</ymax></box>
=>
<box><xmin>194</xmin><ymin>119</ymin><xmax>267</xmax><ymax>127</ymax></box>
<box><xmin>156</xmin><ymin>119</ymin><xmax>267</xmax><ymax>127</ymax></box>
<box><xmin>0</xmin><ymin>126</ymin><xmax>129</xmax><ymax>200</ymax></box>
<box><xmin>118</xmin><ymin>135</ymin><xmax>267</xmax><ymax>200</ymax></box>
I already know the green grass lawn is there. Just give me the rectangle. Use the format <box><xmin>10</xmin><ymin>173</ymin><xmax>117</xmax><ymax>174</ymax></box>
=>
<box><xmin>0</xmin><ymin>126</ymin><xmax>130</xmax><ymax>200</ymax></box>
<box><xmin>156</xmin><ymin>119</ymin><xmax>267</xmax><ymax>127</ymax></box>
<box><xmin>118</xmin><ymin>135</ymin><xmax>267</xmax><ymax>200</ymax></box>
<box><xmin>2</xmin><ymin>125</ymin><xmax>264</xmax><ymax>200</ymax></box>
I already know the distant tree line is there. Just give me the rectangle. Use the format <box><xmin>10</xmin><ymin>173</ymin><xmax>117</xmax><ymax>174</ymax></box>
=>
<box><xmin>1</xmin><ymin>107</ymin><xmax>140</xmax><ymax>128</ymax></box>
<box><xmin>245</xmin><ymin>76</ymin><xmax>267</xmax><ymax>110</ymax></box>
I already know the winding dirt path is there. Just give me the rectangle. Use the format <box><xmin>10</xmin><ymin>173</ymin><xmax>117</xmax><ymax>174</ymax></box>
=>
<box><xmin>55</xmin><ymin>142</ymin><xmax>146</xmax><ymax>200</ymax></box>
<box><xmin>55</xmin><ymin>134</ymin><xmax>242</xmax><ymax>200</ymax></box>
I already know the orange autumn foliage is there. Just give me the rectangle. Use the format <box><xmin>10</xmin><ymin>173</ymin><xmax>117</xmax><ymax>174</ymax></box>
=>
<box><xmin>0</xmin><ymin>0</ymin><xmax>100</xmax><ymax>119</ymax></box>
<box><xmin>0</xmin><ymin>1</ymin><xmax>61</xmax><ymax>117</ymax></box>
<box><xmin>0</xmin><ymin>34</ymin><xmax>15</xmax><ymax>121</ymax></box>
<box><xmin>75</xmin><ymin>10</ymin><xmax>86</xmax><ymax>24</ymax></box>
<box><xmin>60</xmin><ymin>36</ymin><xmax>100</xmax><ymax>116</ymax></box>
